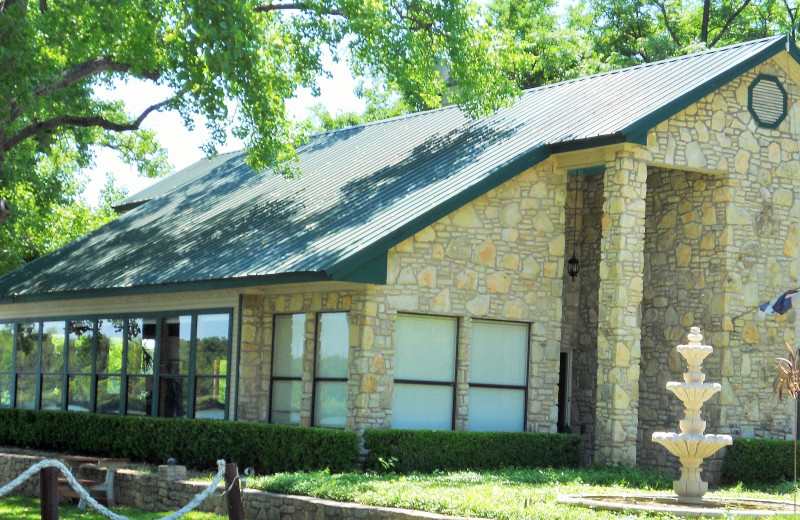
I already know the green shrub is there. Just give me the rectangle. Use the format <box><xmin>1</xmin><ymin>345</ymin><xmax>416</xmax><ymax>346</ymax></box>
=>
<box><xmin>0</xmin><ymin>408</ymin><xmax>359</xmax><ymax>473</ymax></box>
<box><xmin>363</xmin><ymin>429</ymin><xmax>580</xmax><ymax>473</ymax></box>
<box><xmin>721</xmin><ymin>437</ymin><xmax>795</xmax><ymax>485</ymax></box>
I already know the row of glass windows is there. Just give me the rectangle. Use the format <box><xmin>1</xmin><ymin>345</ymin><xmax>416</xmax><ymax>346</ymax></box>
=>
<box><xmin>270</xmin><ymin>312</ymin><xmax>349</xmax><ymax>428</ymax></box>
<box><xmin>0</xmin><ymin>312</ymin><xmax>231</xmax><ymax>419</ymax></box>
<box><xmin>268</xmin><ymin>312</ymin><xmax>528</xmax><ymax>432</ymax></box>
<box><xmin>394</xmin><ymin>314</ymin><xmax>529</xmax><ymax>432</ymax></box>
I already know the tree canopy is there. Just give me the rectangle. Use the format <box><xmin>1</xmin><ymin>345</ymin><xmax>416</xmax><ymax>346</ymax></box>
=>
<box><xmin>0</xmin><ymin>0</ymin><xmax>520</xmax><ymax>273</ymax></box>
<box><xmin>3</xmin><ymin>0</ymin><xmax>799</xmax><ymax>275</ymax></box>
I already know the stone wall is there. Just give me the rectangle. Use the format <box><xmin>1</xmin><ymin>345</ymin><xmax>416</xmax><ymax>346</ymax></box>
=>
<box><xmin>236</xmin><ymin>159</ymin><xmax>567</xmax><ymax>435</ymax></box>
<box><xmin>351</xmin><ymin>159</ymin><xmax>566</xmax><ymax>433</ymax></box>
<box><xmin>238</xmin><ymin>290</ymin><xmax>364</xmax><ymax>424</ymax></box>
<box><xmin>0</xmin><ymin>453</ymin><xmax>463</xmax><ymax>520</ymax></box>
<box><xmin>638</xmin><ymin>167</ymin><xmax>727</xmax><ymax>476</ymax></box>
<box><xmin>561</xmin><ymin>173</ymin><xmax>603</xmax><ymax>464</ymax></box>
<box><xmin>634</xmin><ymin>52</ymin><xmax>800</xmax><ymax>473</ymax></box>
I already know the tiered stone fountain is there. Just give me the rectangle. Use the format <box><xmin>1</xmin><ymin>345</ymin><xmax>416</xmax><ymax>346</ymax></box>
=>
<box><xmin>652</xmin><ymin>326</ymin><xmax>733</xmax><ymax>504</ymax></box>
<box><xmin>560</xmin><ymin>327</ymin><xmax>795</xmax><ymax>516</ymax></box>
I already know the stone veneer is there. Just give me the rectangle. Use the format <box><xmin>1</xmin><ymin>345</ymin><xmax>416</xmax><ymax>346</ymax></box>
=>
<box><xmin>558</xmin><ymin>52</ymin><xmax>800</xmax><ymax>470</ymax></box>
<box><xmin>236</xmin><ymin>52</ymin><xmax>800</xmax><ymax>469</ymax></box>
<box><xmin>561</xmin><ymin>173</ymin><xmax>604</xmax><ymax>464</ymax></box>
<box><xmin>238</xmin><ymin>159</ymin><xmax>567</xmax><ymax>436</ymax></box>
<box><xmin>636</xmin><ymin>54</ymin><xmax>800</xmax><ymax>475</ymax></box>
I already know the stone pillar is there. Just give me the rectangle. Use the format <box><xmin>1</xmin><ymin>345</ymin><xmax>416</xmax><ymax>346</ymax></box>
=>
<box><xmin>594</xmin><ymin>147</ymin><xmax>648</xmax><ymax>465</ymax></box>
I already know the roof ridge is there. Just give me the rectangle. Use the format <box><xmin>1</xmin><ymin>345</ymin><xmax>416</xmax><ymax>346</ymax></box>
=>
<box><xmin>302</xmin><ymin>103</ymin><xmax>462</xmax><ymax>142</ymax></box>
<box><xmin>520</xmin><ymin>34</ymin><xmax>785</xmax><ymax>96</ymax></box>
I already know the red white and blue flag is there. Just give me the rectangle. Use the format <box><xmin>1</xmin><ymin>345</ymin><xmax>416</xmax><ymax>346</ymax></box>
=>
<box><xmin>759</xmin><ymin>289</ymin><xmax>800</xmax><ymax>316</ymax></box>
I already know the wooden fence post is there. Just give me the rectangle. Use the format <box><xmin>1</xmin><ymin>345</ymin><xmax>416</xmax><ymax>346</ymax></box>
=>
<box><xmin>40</xmin><ymin>466</ymin><xmax>58</xmax><ymax>520</ymax></box>
<box><xmin>224</xmin><ymin>463</ymin><xmax>243</xmax><ymax>520</ymax></box>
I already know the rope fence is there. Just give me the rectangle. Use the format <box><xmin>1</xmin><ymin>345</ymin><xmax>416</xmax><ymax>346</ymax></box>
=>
<box><xmin>0</xmin><ymin>458</ymin><xmax>241</xmax><ymax>520</ymax></box>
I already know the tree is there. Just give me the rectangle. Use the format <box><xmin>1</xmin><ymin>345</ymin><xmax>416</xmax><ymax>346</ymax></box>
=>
<box><xmin>568</xmin><ymin>0</ymin><xmax>790</xmax><ymax>67</ymax></box>
<box><xmin>306</xmin><ymin>82</ymin><xmax>412</xmax><ymax>132</ymax></box>
<box><xmin>0</xmin><ymin>0</ymin><xmax>519</xmax><ymax>234</ymax></box>
<box><xmin>485</xmin><ymin>0</ymin><xmax>602</xmax><ymax>90</ymax></box>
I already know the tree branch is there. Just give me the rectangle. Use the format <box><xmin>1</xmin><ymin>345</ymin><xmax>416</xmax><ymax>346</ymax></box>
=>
<box><xmin>652</xmin><ymin>0</ymin><xmax>682</xmax><ymax>47</ymax></box>
<box><xmin>9</xmin><ymin>57</ymin><xmax>162</xmax><ymax>123</ymax></box>
<box><xmin>254</xmin><ymin>2</ymin><xmax>344</xmax><ymax>16</ymax></box>
<box><xmin>783</xmin><ymin>0</ymin><xmax>797</xmax><ymax>40</ymax></box>
<box><xmin>708</xmin><ymin>0</ymin><xmax>753</xmax><ymax>47</ymax></box>
<box><xmin>5</xmin><ymin>97</ymin><xmax>173</xmax><ymax>151</ymax></box>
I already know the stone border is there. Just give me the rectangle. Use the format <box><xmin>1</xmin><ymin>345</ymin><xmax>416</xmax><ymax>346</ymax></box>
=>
<box><xmin>0</xmin><ymin>452</ymin><xmax>483</xmax><ymax>520</ymax></box>
<box><xmin>557</xmin><ymin>494</ymin><xmax>799</xmax><ymax>518</ymax></box>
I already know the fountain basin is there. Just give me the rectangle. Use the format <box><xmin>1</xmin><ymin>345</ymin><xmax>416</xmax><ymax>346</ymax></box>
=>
<box><xmin>652</xmin><ymin>432</ymin><xmax>732</xmax><ymax>462</ymax></box>
<box><xmin>665</xmin><ymin>381</ymin><xmax>721</xmax><ymax>409</ymax></box>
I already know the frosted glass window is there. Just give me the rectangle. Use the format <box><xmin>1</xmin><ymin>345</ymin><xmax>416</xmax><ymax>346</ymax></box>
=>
<box><xmin>468</xmin><ymin>387</ymin><xmax>525</xmax><ymax>431</ymax></box>
<box><xmin>393</xmin><ymin>384</ymin><xmax>453</xmax><ymax>430</ymax></box>
<box><xmin>395</xmin><ymin>315</ymin><xmax>456</xmax><ymax>382</ymax></box>
<box><xmin>468</xmin><ymin>320</ymin><xmax>528</xmax><ymax>432</ymax></box>
<box><xmin>470</xmin><ymin>321</ymin><xmax>527</xmax><ymax>385</ymax></box>
<box><xmin>272</xmin><ymin>380</ymin><xmax>301</xmax><ymax>425</ymax></box>
<box><xmin>314</xmin><ymin>381</ymin><xmax>347</xmax><ymax>428</ymax></box>
<box><xmin>316</xmin><ymin>313</ymin><xmax>349</xmax><ymax>378</ymax></box>
<box><xmin>393</xmin><ymin>315</ymin><xmax>457</xmax><ymax>430</ymax></box>
<box><xmin>273</xmin><ymin>314</ymin><xmax>304</xmax><ymax>377</ymax></box>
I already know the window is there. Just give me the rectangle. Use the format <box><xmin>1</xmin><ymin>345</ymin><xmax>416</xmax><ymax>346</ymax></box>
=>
<box><xmin>0</xmin><ymin>310</ymin><xmax>232</xmax><ymax>419</ymax></box>
<box><xmin>126</xmin><ymin>318</ymin><xmax>155</xmax><ymax>416</ymax></box>
<box><xmin>270</xmin><ymin>314</ymin><xmax>304</xmax><ymax>425</ymax></box>
<box><xmin>313</xmin><ymin>313</ymin><xmax>349</xmax><ymax>428</ymax></box>
<box><xmin>195</xmin><ymin>314</ymin><xmax>230</xmax><ymax>420</ymax></box>
<box><xmin>468</xmin><ymin>320</ymin><xmax>528</xmax><ymax>432</ymax></box>
<box><xmin>67</xmin><ymin>321</ymin><xmax>93</xmax><ymax>412</ymax></box>
<box><xmin>40</xmin><ymin>322</ymin><xmax>65</xmax><ymax>411</ymax></box>
<box><xmin>393</xmin><ymin>314</ymin><xmax>457</xmax><ymax>430</ymax></box>
<box><xmin>16</xmin><ymin>323</ymin><xmax>39</xmax><ymax>410</ymax></box>
<box><xmin>96</xmin><ymin>320</ymin><xmax>123</xmax><ymax>414</ymax></box>
<box><xmin>0</xmin><ymin>323</ymin><xmax>12</xmax><ymax>407</ymax></box>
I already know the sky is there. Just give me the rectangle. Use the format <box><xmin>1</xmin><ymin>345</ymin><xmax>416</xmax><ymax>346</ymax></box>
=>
<box><xmin>85</xmin><ymin>56</ymin><xmax>364</xmax><ymax>205</ymax></box>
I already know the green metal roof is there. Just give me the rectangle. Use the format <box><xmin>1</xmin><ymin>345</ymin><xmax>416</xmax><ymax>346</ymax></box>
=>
<box><xmin>1</xmin><ymin>35</ymin><xmax>796</xmax><ymax>303</ymax></box>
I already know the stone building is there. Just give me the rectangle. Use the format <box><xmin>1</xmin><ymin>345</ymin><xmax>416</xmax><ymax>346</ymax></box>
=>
<box><xmin>1</xmin><ymin>35</ymin><xmax>800</xmax><ymax>473</ymax></box>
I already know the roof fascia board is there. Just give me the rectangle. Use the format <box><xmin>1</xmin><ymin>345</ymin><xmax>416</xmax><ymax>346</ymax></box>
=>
<box><xmin>0</xmin><ymin>271</ymin><xmax>336</xmax><ymax>305</ymax></box>
<box><xmin>623</xmin><ymin>37</ymin><xmax>794</xmax><ymax>144</ymax></box>
<box><xmin>325</xmin><ymin>145</ymin><xmax>552</xmax><ymax>281</ymax></box>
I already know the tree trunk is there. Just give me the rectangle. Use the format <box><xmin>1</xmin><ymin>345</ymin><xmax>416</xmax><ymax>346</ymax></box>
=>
<box><xmin>701</xmin><ymin>0</ymin><xmax>711</xmax><ymax>42</ymax></box>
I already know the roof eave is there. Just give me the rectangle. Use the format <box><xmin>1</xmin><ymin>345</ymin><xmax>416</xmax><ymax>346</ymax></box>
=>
<box><xmin>0</xmin><ymin>270</ymin><xmax>344</xmax><ymax>305</ymax></box>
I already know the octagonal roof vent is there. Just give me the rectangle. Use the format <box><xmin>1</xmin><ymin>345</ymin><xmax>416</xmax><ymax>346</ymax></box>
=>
<box><xmin>748</xmin><ymin>74</ymin><xmax>787</xmax><ymax>128</ymax></box>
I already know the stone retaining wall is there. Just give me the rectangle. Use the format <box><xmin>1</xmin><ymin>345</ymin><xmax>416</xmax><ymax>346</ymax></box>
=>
<box><xmin>0</xmin><ymin>453</ymin><xmax>470</xmax><ymax>520</ymax></box>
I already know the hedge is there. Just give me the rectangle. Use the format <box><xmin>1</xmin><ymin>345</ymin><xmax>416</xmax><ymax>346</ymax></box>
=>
<box><xmin>721</xmin><ymin>437</ymin><xmax>797</xmax><ymax>485</ymax></box>
<box><xmin>0</xmin><ymin>409</ymin><xmax>359</xmax><ymax>473</ymax></box>
<box><xmin>363</xmin><ymin>429</ymin><xmax>581</xmax><ymax>473</ymax></box>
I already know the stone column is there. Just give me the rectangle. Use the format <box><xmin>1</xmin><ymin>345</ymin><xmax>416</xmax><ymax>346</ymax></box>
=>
<box><xmin>594</xmin><ymin>146</ymin><xmax>649</xmax><ymax>464</ymax></box>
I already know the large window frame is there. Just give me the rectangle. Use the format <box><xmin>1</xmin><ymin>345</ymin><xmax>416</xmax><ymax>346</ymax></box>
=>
<box><xmin>269</xmin><ymin>311</ymin><xmax>352</xmax><ymax>428</ymax></box>
<box><xmin>311</xmin><ymin>312</ymin><xmax>350</xmax><ymax>429</ymax></box>
<box><xmin>392</xmin><ymin>313</ymin><xmax>458</xmax><ymax>431</ymax></box>
<box><xmin>0</xmin><ymin>308</ymin><xmax>233</xmax><ymax>420</ymax></box>
<box><xmin>269</xmin><ymin>313</ymin><xmax>305</xmax><ymax>425</ymax></box>
<box><xmin>467</xmin><ymin>319</ymin><xmax>529</xmax><ymax>432</ymax></box>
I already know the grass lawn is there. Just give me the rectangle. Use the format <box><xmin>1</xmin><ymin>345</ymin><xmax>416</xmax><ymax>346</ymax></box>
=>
<box><xmin>0</xmin><ymin>496</ymin><xmax>226</xmax><ymax>520</ymax></box>
<box><xmin>5</xmin><ymin>466</ymin><xmax>800</xmax><ymax>519</ymax></box>
<box><xmin>247</xmin><ymin>465</ymin><xmax>800</xmax><ymax>519</ymax></box>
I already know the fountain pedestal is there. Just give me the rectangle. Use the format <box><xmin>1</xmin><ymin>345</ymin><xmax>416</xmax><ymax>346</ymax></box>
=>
<box><xmin>652</xmin><ymin>327</ymin><xmax>732</xmax><ymax>504</ymax></box>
